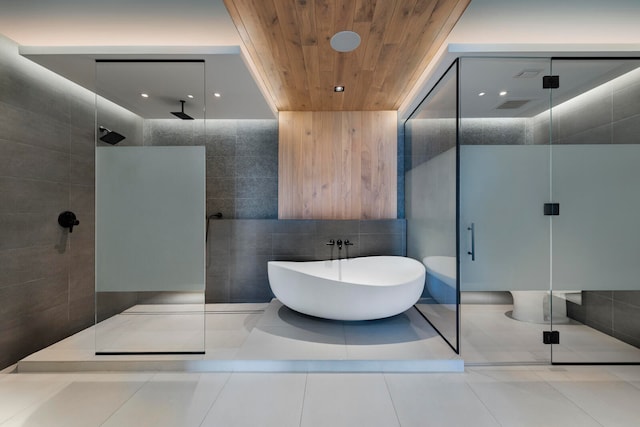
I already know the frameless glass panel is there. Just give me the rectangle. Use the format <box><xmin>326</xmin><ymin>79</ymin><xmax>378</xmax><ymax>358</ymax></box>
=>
<box><xmin>95</xmin><ymin>61</ymin><xmax>206</xmax><ymax>354</ymax></box>
<box><xmin>406</xmin><ymin>62</ymin><xmax>459</xmax><ymax>352</ymax></box>
<box><xmin>458</xmin><ymin>58</ymin><xmax>552</xmax><ymax>364</ymax></box>
<box><xmin>550</xmin><ymin>59</ymin><xmax>640</xmax><ymax>363</ymax></box>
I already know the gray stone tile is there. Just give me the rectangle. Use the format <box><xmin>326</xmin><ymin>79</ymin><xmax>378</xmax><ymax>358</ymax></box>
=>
<box><xmin>70</xmin><ymin>153</ymin><xmax>94</xmax><ymax>186</ymax></box>
<box><xmin>206</xmin><ymin>198</ymin><xmax>235</xmax><ymax>220</ymax></box>
<box><xmin>0</xmin><ymin>274</ymin><xmax>68</xmax><ymax>322</ymax></box>
<box><xmin>0</xmin><ymin>245</ymin><xmax>68</xmax><ymax>289</ymax></box>
<box><xmin>0</xmin><ymin>139</ymin><xmax>70</xmax><ymax>183</ymax></box>
<box><xmin>235</xmin><ymin>156</ymin><xmax>278</xmax><ymax>178</ymax></box>
<box><xmin>69</xmin><ymin>251</ymin><xmax>95</xmax><ymax>301</ymax></box>
<box><xmin>273</xmin><ymin>219</ymin><xmax>316</xmax><ymax>234</ymax></box>
<box><xmin>360</xmin><ymin>219</ymin><xmax>405</xmax><ymax>234</ymax></box>
<box><xmin>208</xmin><ymin>253</ymin><xmax>231</xmax><ymax>276</ymax></box>
<box><xmin>206</xmin><ymin>274</ymin><xmax>230</xmax><ymax>303</ymax></box>
<box><xmin>206</xmin><ymin>177</ymin><xmax>236</xmax><ymax>199</ymax></box>
<box><xmin>206</xmin><ymin>156</ymin><xmax>236</xmax><ymax>178</ymax></box>
<box><xmin>554</xmin><ymin>85</ymin><xmax>612</xmax><ymax>140</ymax></box>
<box><xmin>613</xmin><ymin>79</ymin><xmax>640</xmax><ymax>121</ymax></box>
<box><xmin>359</xmin><ymin>233</ymin><xmax>405</xmax><ymax>257</ymax></box>
<box><xmin>584</xmin><ymin>292</ymin><xmax>614</xmax><ymax>331</ymax></box>
<box><xmin>613</xmin><ymin>291</ymin><xmax>640</xmax><ymax>307</ymax></box>
<box><xmin>612</xmin><ymin>115</ymin><xmax>640</xmax><ymax>144</ymax></box>
<box><xmin>70</xmin><ymin>184</ymin><xmax>95</xmax><ymax>215</ymax></box>
<box><xmin>613</xmin><ymin>300</ymin><xmax>640</xmax><ymax>342</ymax></box>
<box><xmin>554</xmin><ymin>123</ymin><xmax>611</xmax><ymax>145</ymax></box>
<box><xmin>235</xmin><ymin>198</ymin><xmax>278</xmax><ymax>219</ymax></box>
<box><xmin>236</xmin><ymin>177</ymin><xmax>278</xmax><ymax>199</ymax></box>
<box><xmin>0</xmin><ymin>101</ymin><xmax>70</xmax><ymax>153</ymax></box>
<box><xmin>272</xmin><ymin>233</ymin><xmax>315</xmax><ymax>257</ymax></box>
<box><xmin>0</xmin><ymin>213</ymin><xmax>64</xmax><ymax>251</ymax></box>
<box><xmin>230</xmin><ymin>276</ymin><xmax>273</xmax><ymax>303</ymax></box>
<box><xmin>96</xmin><ymin>292</ymin><xmax>138</xmax><ymax>322</ymax></box>
<box><xmin>0</xmin><ymin>176</ymin><xmax>68</xmax><ymax>215</ymax></box>
<box><xmin>315</xmin><ymin>220</ymin><xmax>359</xmax><ymax>236</ymax></box>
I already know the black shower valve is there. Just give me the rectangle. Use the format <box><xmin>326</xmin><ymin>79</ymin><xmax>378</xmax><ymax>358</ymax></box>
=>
<box><xmin>58</xmin><ymin>211</ymin><xmax>80</xmax><ymax>233</ymax></box>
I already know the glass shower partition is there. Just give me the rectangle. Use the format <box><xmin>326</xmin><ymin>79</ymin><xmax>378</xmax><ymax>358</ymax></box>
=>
<box><xmin>406</xmin><ymin>61</ymin><xmax>460</xmax><ymax>353</ymax></box>
<box><xmin>550</xmin><ymin>58</ymin><xmax>640</xmax><ymax>363</ymax></box>
<box><xmin>94</xmin><ymin>60</ymin><xmax>206</xmax><ymax>354</ymax></box>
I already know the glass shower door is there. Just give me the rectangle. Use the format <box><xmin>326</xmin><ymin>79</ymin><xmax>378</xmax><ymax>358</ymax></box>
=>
<box><xmin>550</xmin><ymin>58</ymin><xmax>640</xmax><ymax>363</ymax></box>
<box><xmin>458</xmin><ymin>57</ymin><xmax>553</xmax><ymax>364</ymax></box>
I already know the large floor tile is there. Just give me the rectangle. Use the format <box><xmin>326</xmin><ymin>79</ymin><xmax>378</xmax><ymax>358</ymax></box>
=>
<box><xmin>200</xmin><ymin>373</ymin><xmax>306</xmax><ymax>427</ymax></box>
<box><xmin>548</xmin><ymin>379</ymin><xmax>640</xmax><ymax>427</ymax></box>
<box><xmin>1</xmin><ymin>380</ymin><xmax>146</xmax><ymax>427</ymax></box>
<box><xmin>467</xmin><ymin>380</ymin><xmax>602</xmax><ymax>427</ymax></box>
<box><xmin>300</xmin><ymin>373</ymin><xmax>399</xmax><ymax>427</ymax></box>
<box><xmin>102</xmin><ymin>373</ymin><xmax>229</xmax><ymax>427</ymax></box>
<box><xmin>385</xmin><ymin>373</ymin><xmax>500</xmax><ymax>427</ymax></box>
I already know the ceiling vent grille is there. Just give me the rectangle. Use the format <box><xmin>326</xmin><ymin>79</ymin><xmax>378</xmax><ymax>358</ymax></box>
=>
<box><xmin>496</xmin><ymin>100</ymin><xmax>530</xmax><ymax>109</ymax></box>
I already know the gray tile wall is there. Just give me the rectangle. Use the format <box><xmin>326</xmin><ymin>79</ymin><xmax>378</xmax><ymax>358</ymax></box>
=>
<box><xmin>144</xmin><ymin>119</ymin><xmax>278</xmax><ymax>219</ymax></box>
<box><xmin>0</xmin><ymin>34</ymin><xmax>143</xmax><ymax>369</ymax></box>
<box><xmin>568</xmin><ymin>291</ymin><xmax>640</xmax><ymax>349</ymax></box>
<box><xmin>206</xmin><ymin>219</ymin><xmax>406</xmax><ymax>303</ymax></box>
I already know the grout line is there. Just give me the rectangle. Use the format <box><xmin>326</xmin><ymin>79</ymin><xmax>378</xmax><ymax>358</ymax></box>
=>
<box><xmin>381</xmin><ymin>373</ymin><xmax>403</xmax><ymax>427</ymax></box>
<box><xmin>297</xmin><ymin>373</ymin><xmax>308</xmax><ymax>427</ymax></box>
<box><xmin>543</xmin><ymin>376</ymin><xmax>606</xmax><ymax>427</ymax></box>
<box><xmin>198</xmin><ymin>371</ymin><xmax>233</xmax><ymax>427</ymax></box>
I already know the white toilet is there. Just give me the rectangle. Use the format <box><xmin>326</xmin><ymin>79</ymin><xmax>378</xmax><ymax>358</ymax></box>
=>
<box><xmin>509</xmin><ymin>290</ymin><xmax>575</xmax><ymax>324</ymax></box>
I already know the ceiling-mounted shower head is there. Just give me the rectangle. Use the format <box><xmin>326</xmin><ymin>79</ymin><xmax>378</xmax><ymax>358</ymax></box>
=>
<box><xmin>98</xmin><ymin>126</ymin><xmax>126</xmax><ymax>145</ymax></box>
<box><xmin>171</xmin><ymin>100</ymin><xmax>194</xmax><ymax>120</ymax></box>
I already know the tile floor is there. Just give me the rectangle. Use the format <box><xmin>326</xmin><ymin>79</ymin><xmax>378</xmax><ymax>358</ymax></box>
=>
<box><xmin>18</xmin><ymin>300</ymin><xmax>459</xmax><ymax>373</ymax></box>
<box><xmin>1</xmin><ymin>365</ymin><xmax>640</xmax><ymax>426</ymax></box>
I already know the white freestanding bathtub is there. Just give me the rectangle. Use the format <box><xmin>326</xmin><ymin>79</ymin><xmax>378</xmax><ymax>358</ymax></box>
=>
<box><xmin>267</xmin><ymin>256</ymin><xmax>426</xmax><ymax>321</ymax></box>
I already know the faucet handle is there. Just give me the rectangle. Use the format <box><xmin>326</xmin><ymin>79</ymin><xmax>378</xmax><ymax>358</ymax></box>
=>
<box><xmin>344</xmin><ymin>239</ymin><xmax>354</xmax><ymax>246</ymax></box>
<box><xmin>326</xmin><ymin>239</ymin><xmax>335</xmax><ymax>246</ymax></box>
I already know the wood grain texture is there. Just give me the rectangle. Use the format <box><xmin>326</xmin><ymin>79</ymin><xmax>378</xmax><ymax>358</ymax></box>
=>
<box><xmin>223</xmin><ymin>0</ymin><xmax>470</xmax><ymax>111</ymax></box>
<box><xmin>279</xmin><ymin>111</ymin><xmax>397</xmax><ymax>219</ymax></box>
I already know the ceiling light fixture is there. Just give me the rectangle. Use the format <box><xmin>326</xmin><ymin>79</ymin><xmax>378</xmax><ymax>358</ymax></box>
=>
<box><xmin>499</xmin><ymin>91</ymin><xmax>508</xmax><ymax>96</ymax></box>
<box><xmin>330</xmin><ymin>31</ymin><xmax>361</xmax><ymax>52</ymax></box>
<box><xmin>478</xmin><ymin>92</ymin><xmax>486</xmax><ymax>97</ymax></box>
<box><xmin>187</xmin><ymin>94</ymin><xmax>194</xmax><ymax>99</ymax></box>
<box><xmin>213</xmin><ymin>93</ymin><xmax>221</xmax><ymax>98</ymax></box>
<box><xmin>141</xmin><ymin>93</ymin><xmax>149</xmax><ymax>98</ymax></box>
<box><xmin>334</xmin><ymin>86</ymin><xmax>345</xmax><ymax>92</ymax></box>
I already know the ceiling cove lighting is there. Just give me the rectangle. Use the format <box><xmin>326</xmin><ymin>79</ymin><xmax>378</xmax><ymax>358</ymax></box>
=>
<box><xmin>499</xmin><ymin>91</ymin><xmax>508</xmax><ymax>96</ymax></box>
<box><xmin>334</xmin><ymin>86</ymin><xmax>345</xmax><ymax>92</ymax></box>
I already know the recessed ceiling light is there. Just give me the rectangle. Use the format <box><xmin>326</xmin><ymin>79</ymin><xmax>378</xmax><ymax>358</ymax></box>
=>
<box><xmin>187</xmin><ymin>94</ymin><xmax>194</xmax><ymax>99</ymax></box>
<box><xmin>478</xmin><ymin>92</ymin><xmax>486</xmax><ymax>97</ymax></box>
<box><xmin>334</xmin><ymin>86</ymin><xmax>345</xmax><ymax>92</ymax></box>
<box><xmin>141</xmin><ymin>93</ymin><xmax>149</xmax><ymax>98</ymax></box>
<box><xmin>499</xmin><ymin>91</ymin><xmax>508</xmax><ymax>96</ymax></box>
<box><xmin>330</xmin><ymin>31</ymin><xmax>361</xmax><ymax>52</ymax></box>
<box><xmin>213</xmin><ymin>92</ymin><xmax>221</xmax><ymax>98</ymax></box>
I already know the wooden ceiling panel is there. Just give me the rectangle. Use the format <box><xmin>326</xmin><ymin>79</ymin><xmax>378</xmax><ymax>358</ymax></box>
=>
<box><xmin>224</xmin><ymin>0</ymin><xmax>470</xmax><ymax>111</ymax></box>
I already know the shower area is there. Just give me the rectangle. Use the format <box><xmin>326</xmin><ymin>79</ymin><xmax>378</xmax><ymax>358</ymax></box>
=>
<box><xmin>406</xmin><ymin>57</ymin><xmax>640</xmax><ymax>364</ymax></box>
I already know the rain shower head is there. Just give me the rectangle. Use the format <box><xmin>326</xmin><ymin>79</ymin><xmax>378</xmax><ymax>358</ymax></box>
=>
<box><xmin>171</xmin><ymin>100</ymin><xmax>194</xmax><ymax>120</ymax></box>
<box><xmin>98</xmin><ymin>126</ymin><xmax>126</xmax><ymax>145</ymax></box>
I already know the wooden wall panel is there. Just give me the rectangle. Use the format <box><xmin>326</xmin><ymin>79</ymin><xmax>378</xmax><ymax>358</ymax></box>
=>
<box><xmin>279</xmin><ymin>111</ymin><xmax>397</xmax><ymax>219</ymax></box>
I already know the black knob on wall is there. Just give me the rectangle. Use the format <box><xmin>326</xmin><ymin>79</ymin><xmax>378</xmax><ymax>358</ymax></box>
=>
<box><xmin>58</xmin><ymin>211</ymin><xmax>80</xmax><ymax>233</ymax></box>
